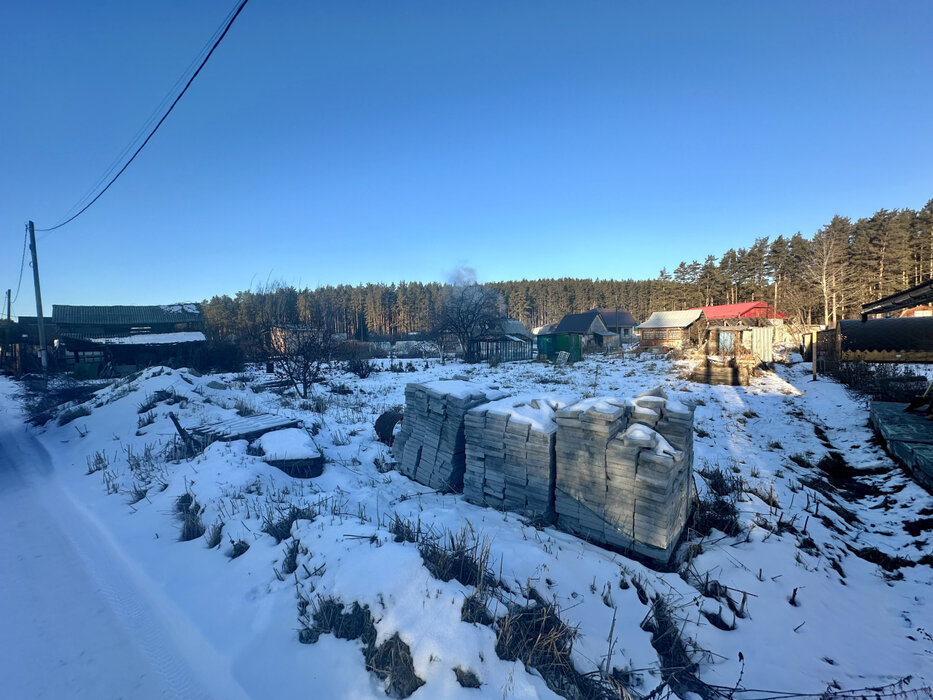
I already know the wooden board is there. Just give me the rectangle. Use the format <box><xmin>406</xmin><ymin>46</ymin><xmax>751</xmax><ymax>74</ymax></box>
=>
<box><xmin>190</xmin><ymin>414</ymin><xmax>302</xmax><ymax>443</ymax></box>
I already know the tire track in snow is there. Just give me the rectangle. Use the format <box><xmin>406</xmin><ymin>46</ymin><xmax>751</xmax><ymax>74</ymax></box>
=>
<box><xmin>0</xmin><ymin>405</ymin><xmax>250</xmax><ymax>700</ymax></box>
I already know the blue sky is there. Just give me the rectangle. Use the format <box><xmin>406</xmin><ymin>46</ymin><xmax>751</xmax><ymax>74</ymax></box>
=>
<box><xmin>2</xmin><ymin>1</ymin><xmax>932</xmax><ymax>316</ymax></box>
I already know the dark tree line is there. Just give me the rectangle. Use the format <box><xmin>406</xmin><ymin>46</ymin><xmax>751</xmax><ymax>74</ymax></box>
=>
<box><xmin>202</xmin><ymin>198</ymin><xmax>933</xmax><ymax>357</ymax></box>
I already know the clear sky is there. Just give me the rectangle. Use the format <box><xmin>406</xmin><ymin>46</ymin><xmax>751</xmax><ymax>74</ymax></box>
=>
<box><xmin>2</xmin><ymin>1</ymin><xmax>932</xmax><ymax>316</ymax></box>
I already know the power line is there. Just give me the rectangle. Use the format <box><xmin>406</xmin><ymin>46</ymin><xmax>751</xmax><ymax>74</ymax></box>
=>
<box><xmin>56</xmin><ymin>2</ymin><xmax>242</xmax><ymax>226</ymax></box>
<box><xmin>37</xmin><ymin>0</ymin><xmax>250</xmax><ymax>233</ymax></box>
<box><xmin>11</xmin><ymin>228</ymin><xmax>29</xmax><ymax>304</ymax></box>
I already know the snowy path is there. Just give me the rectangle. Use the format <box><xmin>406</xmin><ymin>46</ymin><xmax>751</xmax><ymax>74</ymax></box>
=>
<box><xmin>0</xmin><ymin>386</ymin><xmax>248</xmax><ymax>700</ymax></box>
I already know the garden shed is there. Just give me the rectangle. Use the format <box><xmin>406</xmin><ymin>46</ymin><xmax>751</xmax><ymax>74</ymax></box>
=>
<box><xmin>536</xmin><ymin>332</ymin><xmax>582</xmax><ymax>363</ymax></box>
<box><xmin>706</xmin><ymin>322</ymin><xmax>775</xmax><ymax>362</ymax></box>
<box><xmin>638</xmin><ymin>310</ymin><xmax>706</xmax><ymax>349</ymax></box>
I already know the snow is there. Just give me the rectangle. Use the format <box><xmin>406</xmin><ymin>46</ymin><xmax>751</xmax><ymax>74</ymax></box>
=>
<box><xmin>1</xmin><ymin>356</ymin><xmax>931</xmax><ymax>699</ymax></box>
<box><xmin>159</xmin><ymin>303</ymin><xmax>201</xmax><ymax>315</ymax></box>
<box><xmin>417</xmin><ymin>378</ymin><xmax>506</xmax><ymax>401</ymax></box>
<box><xmin>473</xmin><ymin>393</ymin><xmax>570</xmax><ymax>434</ymax></box>
<box><xmin>90</xmin><ymin>331</ymin><xmax>206</xmax><ymax>345</ymax></box>
<box><xmin>256</xmin><ymin>427</ymin><xmax>321</xmax><ymax>461</ymax></box>
<box><xmin>622</xmin><ymin>423</ymin><xmax>658</xmax><ymax>446</ymax></box>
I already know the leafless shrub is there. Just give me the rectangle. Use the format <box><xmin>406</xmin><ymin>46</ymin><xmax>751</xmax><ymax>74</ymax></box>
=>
<box><xmin>346</xmin><ymin>358</ymin><xmax>375</xmax><ymax>379</ymax></box>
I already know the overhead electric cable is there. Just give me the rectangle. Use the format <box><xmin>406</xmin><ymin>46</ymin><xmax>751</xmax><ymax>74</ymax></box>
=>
<box><xmin>11</xmin><ymin>229</ymin><xmax>29</xmax><ymax>304</ymax></box>
<box><xmin>57</xmin><ymin>2</ymin><xmax>241</xmax><ymax>224</ymax></box>
<box><xmin>37</xmin><ymin>0</ymin><xmax>250</xmax><ymax>233</ymax></box>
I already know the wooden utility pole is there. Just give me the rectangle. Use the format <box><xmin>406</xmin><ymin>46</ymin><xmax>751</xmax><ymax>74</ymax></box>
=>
<box><xmin>5</xmin><ymin>289</ymin><xmax>9</xmax><ymax>320</ymax></box>
<box><xmin>27</xmin><ymin>221</ymin><xmax>47</xmax><ymax>371</ymax></box>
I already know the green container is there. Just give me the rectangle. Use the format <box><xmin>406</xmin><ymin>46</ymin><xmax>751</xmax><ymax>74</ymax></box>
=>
<box><xmin>536</xmin><ymin>334</ymin><xmax>581</xmax><ymax>362</ymax></box>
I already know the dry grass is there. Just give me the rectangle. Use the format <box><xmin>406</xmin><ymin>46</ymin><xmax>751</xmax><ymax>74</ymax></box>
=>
<box><xmin>262</xmin><ymin>504</ymin><xmax>317</xmax><ymax>544</ymax></box>
<box><xmin>300</xmin><ymin>597</ymin><xmax>424</xmax><ymax>698</ymax></box>
<box><xmin>419</xmin><ymin>528</ymin><xmax>495</xmax><ymax>590</ymax></box>
<box><xmin>453</xmin><ymin>666</ymin><xmax>481</xmax><ymax>688</ymax></box>
<box><xmin>281</xmin><ymin>538</ymin><xmax>300</xmax><ymax>575</ymax></box>
<box><xmin>205</xmin><ymin>520</ymin><xmax>224</xmax><ymax>549</ymax></box>
<box><xmin>86</xmin><ymin>450</ymin><xmax>110</xmax><ymax>474</ymax></box>
<box><xmin>58</xmin><ymin>405</ymin><xmax>92</xmax><ymax>426</ymax></box>
<box><xmin>494</xmin><ymin>591</ymin><xmax>627</xmax><ymax>700</ymax></box>
<box><xmin>228</xmin><ymin>539</ymin><xmax>250</xmax><ymax>559</ymax></box>
<box><xmin>137</xmin><ymin>389</ymin><xmax>180</xmax><ymax>414</ymax></box>
<box><xmin>175</xmin><ymin>491</ymin><xmax>205</xmax><ymax>542</ymax></box>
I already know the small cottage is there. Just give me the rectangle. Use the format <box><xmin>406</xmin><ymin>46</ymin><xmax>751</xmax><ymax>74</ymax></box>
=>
<box><xmin>552</xmin><ymin>310</ymin><xmax>618</xmax><ymax>352</ymax></box>
<box><xmin>638</xmin><ymin>310</ymin><xmax>706</xmax><ymax>349</ymax></box>
<box><xmin>592</xmin><ymin>308</ymin><xmax>637</xmax><ymax>343</ymax></box>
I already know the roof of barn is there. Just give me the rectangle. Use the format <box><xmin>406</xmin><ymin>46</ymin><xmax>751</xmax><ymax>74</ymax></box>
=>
<box><xmin>53</xmin><ymin>304</ymin><xmax>202</xmax><ymax>326</ymax></box>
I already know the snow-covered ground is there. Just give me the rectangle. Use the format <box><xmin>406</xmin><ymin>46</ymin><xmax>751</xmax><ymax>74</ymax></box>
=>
<box><xmin>1</xmin><ymin>355</ymin><xmax>930</xmax><ymax>699</ymax></box>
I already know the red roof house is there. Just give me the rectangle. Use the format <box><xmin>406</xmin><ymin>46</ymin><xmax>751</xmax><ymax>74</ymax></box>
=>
<box><xmin>693</xmin><ymin>302</ymin><xmax>786</xmax><ymax>320</ymax></box>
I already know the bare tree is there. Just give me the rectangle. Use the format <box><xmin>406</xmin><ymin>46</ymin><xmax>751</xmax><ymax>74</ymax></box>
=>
<box><xmin>436</xmin><ymin>284</ymin><xmax>503</xmax><ymax>359</ymax></box>
<box><xmin>270</xmin><ymin>323</ymin><xmax>335</xmax><ymax>399</ymax></box>
<box><xmin>806</xmin><ymin>216</ymin><xmax>850</xmax><ymax>326</ymax></box>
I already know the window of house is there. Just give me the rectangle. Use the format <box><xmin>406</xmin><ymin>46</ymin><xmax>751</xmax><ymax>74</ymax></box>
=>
<box><xmin>669</xmin><ymin>329</ymin><xmax>682</xmax><ymax>339</ymax></box>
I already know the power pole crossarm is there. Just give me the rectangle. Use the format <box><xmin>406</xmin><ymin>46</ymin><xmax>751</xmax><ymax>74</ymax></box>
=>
<box><xmin>28</xmin><ymin>221</ymin><xmax>47</xmax><ymax>372</ymax></box>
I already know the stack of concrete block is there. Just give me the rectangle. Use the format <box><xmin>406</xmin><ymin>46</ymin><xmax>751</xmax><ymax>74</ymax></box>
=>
<box><xmin>629</xmin><ymin>387</ymin><xmax>694</xmax><ymax>462</ymax></box>
<box><xmin>463</xmin><ymin>396</ymin><xmax>562</xmax><ymax>519</ymax></box>
<box><xmin>556</xmin><ymin>388</ymin><xmax>696</xmax><ymax>563</ymax></box>
<box><xmin>392</xmin><ymin>380</ymin><xmax>505</xmax><ymax>492</ymax></box>
<box><xmin>554</xmin><ymin>397</ymin><xmax>630</xmax><ymax>540</ymax></box>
